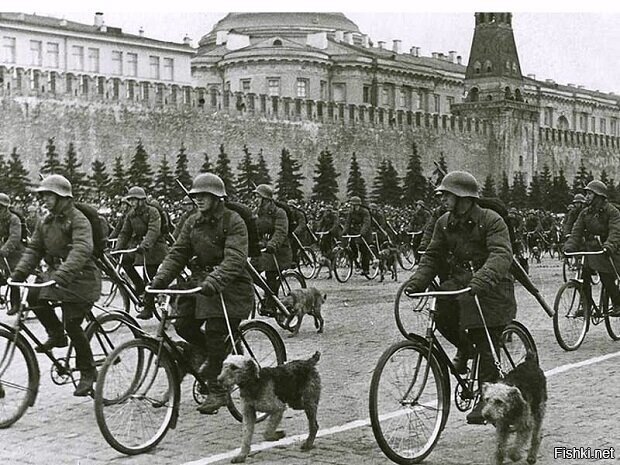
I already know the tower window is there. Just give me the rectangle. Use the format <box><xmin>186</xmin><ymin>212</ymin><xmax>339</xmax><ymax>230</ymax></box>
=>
<box><xmin>512</xmin><ymin>62</ymin><xmax>518</xmax><ymax>74</ymax></box>
<box><xmin>485</xmin><ymin>60</ymin><xmax>492</xmax><ymax>72</ymax></box>
<box><xmin>273</xmin><ymin>39</ymin><xmax>283</xmax><ymax>46</ymax></box>
<box><xmin>474</xmin><ymin>61</ymin><xmax>481</xmax><ymax>74</ymax></box>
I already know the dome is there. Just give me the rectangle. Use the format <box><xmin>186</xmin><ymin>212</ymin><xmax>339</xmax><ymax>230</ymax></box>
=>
<box><xmin>199</xmin><ymin>12</ymin><xmax>361</xmax><ymax>47</ymax></box>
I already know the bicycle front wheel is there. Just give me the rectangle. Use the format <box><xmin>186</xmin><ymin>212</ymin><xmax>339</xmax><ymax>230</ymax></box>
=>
<box><xmin>394</xmin><ymin>282</ymin><xmax>431</xmax><ymax>340</ymax></box>
<box><xmin>500</xmin><ymin>321</ymin><xmax>538</xmax><ymax>373</ymax></box>
<box><xmin>333</xmin><ymin>247</ymin><xmax>353</xmax><ymax>283</ymax></box>
<box><xmin>86</xmin><ymin>312</ymin><xmax>142</xmax><ymax>371</ymax></box>
<box><xmin>369</xmin><ymin>339</ymin><xmax>449</xmax><ymax>465</ymax></box>
<box><xmin>0</xmin><ymin>328</ymin><xmax>40</xmax><ymax>428</ymax></box>
<box><xmin>605</xmin><ymin>312</ymin><xmax>620</xmax><ymax>341</ymax></box>
<box><xmin>553</xmin><ymin>281</ymin><xmax>589</xmax><ymax>351</ymax></box>
<box><xmin>297</xmin><ymin>247</ymin><xmax>318</xmax><ymax>280</ymax></box>
<box><xmin>227</xmin><ymin>320</ymin><xmax>287</xmax><ymax>422</ymax></box>
<box><xmin>94</xmin><ymin>338</ymin><xmax>179</xmax><ymax>455</ymax></box>
<box><xmin>398</xmin><ymin>244</ymin><xmax>416</xmax><ymax>271</ymax></box>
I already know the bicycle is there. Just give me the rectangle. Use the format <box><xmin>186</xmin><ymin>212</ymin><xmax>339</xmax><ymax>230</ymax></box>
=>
<box><xmin>291</xmin><ymin>231</ymin><xmax>318</xmax><ymax>280</ymax></box>
<box><xmin>0</xmin><ymin>279</ymin><xmax>141</xmax><ymax>428</ymax></box>
<box><xmin>96</xmin><ymin>246</ymin><xmax>144</xmax><ymax>318</ymax></box>
<box><xmin>94</xmin><ymin>286</ymin><xmax>287</xmax><ymax>455</ymax></box>
<box><xmin>332</xmin><ymin>234</ymin><xmax>379</xmax><ymax>283</ymax></box>
<box><xmin>554</xmin><ymin>250</ymin><xmax>620</xmax><ymax>351</ymax></box>
<box><xmin>369</xmin><ymin>287</ymin><xmax>537</xmax><ymax>464</ymax></box>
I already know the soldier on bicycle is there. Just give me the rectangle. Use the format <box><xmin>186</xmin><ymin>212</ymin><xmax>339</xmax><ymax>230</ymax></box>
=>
<box><xmin>404</xmin><ymin>171</ymin><xmax>517</xmax><ymax>424</ymax></box>
<box><xmin>0</xmin><ymin>193</ymin><xmax>25</xmax><ymax>315</ymax></box>
<box><xmin>343</xmin><ymin>196</ymin><xmax>372</xmax><ymax>275</ymax></box>
<box><xmin>316</xmin><ymin>205</ymin><xmax>342</xmax><ymax>261</ymax></box>
<box><xmin>287</xmin><ymin>199</ymin><xmax>308</xmax><ymax>266</ymax></box>
<box><xmin>251</xmin><ymin>184</ymin><xmax>292</xmax><ymax>314</ymax></box>
<box><xmin>562</xmin><ymin>193</ymin><xmax>585</xmax><ymax>239</ymax></box>
<box><xmin>150</xmin><ymin>173</ymin><xmax>254</xmax><ymax>414</ymax></box>
<box><xmin>114</xmin><ymin>186</ymin><xmax>169</xmax><ymax>320</ymax></box>
<box><xmin>564</xmin><ymin>181</ymin><xmax>620</xmax><ymax>317</ymax></box>
<box><xmin>10</xmin><ymin>175</ymin><xmax>101</xmax><ymax>396</ymax></box>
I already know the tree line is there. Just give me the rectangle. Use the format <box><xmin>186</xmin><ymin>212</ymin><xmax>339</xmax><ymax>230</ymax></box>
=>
<box><xmin>0</xmin><ymin>138</ymin><xmax>612</xmax><ymax>212</ymax></box>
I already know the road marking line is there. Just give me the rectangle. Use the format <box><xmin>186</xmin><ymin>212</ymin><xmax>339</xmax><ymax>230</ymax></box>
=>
<box><xmin>181</xmin><ymin>349</ymin><xmax>620</xmax><ymax>465</ymax></box>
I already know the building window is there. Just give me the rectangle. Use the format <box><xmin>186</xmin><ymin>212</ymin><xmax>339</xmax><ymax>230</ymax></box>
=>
<box><xmin>46</xmin><ymin>42</ymin><xmax>59</xmax><ymax>68</ymax></box>
<box><xmin>512</xmin><ymin>62</ymin><xmax>518</xmax><ymax>74</ymax></box>
<box><xmin>72</xmin><ymin>46</ymin><xmax>84</xmax><ymax>71</ymax></box>
<box><xmin>127</xmin><ymin>53</ymin><xmax>138</xmax><ymax>77</ymax></box>
<box><xmin>433</xmin><ymin>94</ymin><xmax>441</xmax><ymax>113</ymax></box>
<box><xmin>320</xmin><ymin>80</ymin><xmax>328</xmax><ymax>100</ymax></box>
<box><xmin>111</xmin><ymin>51</ymin><xmax>123</xmax><ymax>75</ymax></box>
<box><xmin>417</xmin><ymin>90</ymin><xmax>425</xmax><ymax>110</ymax></box>
<box><xmin>127</xmin><ymin>80</ymin><xmax>135</xmax><ymax>100</ymax></box>
<box><xmin>88</xmin><ymin>48</ymin><xmax>100</xmax><ymax>73</ymax></box>
<box><xmin>600</xmin><ymin>118</ymin><xmax>606</xmax><ymax>134</ymax></box>
<box><xmin>296</xmin><ymin>78</ymin><xmax>308</xmax><ymax>98</ymax></box>
<box><xmin>80</xmin><ymin>75</ymin><xmax>88</xmax><ymax>95</ymax></box>
<box><xmin>142</xmin><ymin>82</ymin><xmax>150</xmax><ymax>101</ymax></box>
<box><xmin>241</xmin><ymin>79</ymin><xmax>251</xmax><ymax>92</ymax></box>
<box><xmin>268</xmin><ymin>78</ymin><xmax>280</xmax><ymax>97</ymax></box>
<box><xmin>97</xmin><ymin>76</ymin><xmax>105</xmax><ymax>95</ymax></box>
<box><xmin>66</xmin><ymin>74</ymin><xmax>73</xmax><ymax>94</ymax></box>
<box><xmin>363</xmin><ymin>85</ymin><xmax>371</xmax><ymax>104</ymax></box>
<box><xmin>474</xmin><ymin>61</ymin><xmax>481</xmax><ymax>74</ymax></box>
<box><xmin>543</xmin><ymin>107</ymin><xmax>553</xmax><ymax>127</ymax></box>
<box><xmin>398</xmin><ymin>88</ymin><xmax>407</xmax><ymax>107</ymax></box>
<box><xmin>612</xmin><ymin>119</ymin><xmax>618</xmax><ymax>137</ymax></box>
<box><xmin>112</xmin><ymin>78</ymin><xmax>120</xmax><ymax>99</ymax></box>
<box><xmin>149</xmin><ymin>56</ymin><xmax>160</xmax><ymax>80</ymax></box>
<box><xmin>30</xmin><ymin>40</ymin><xmax>42</xmax><ymax>66</ymax></box>
<box><xmin>163</xmin><ymin>58</ymin><xmax>174</xmax><ymax>81</ymax></box>
<box><xmin>333</xmin><ymin>83</ymin><xmax>346</xmax><ymax>103</ymax></box>
<box><xmin>591</xmin><ymin>116</ymin><xmax>596</xmax><ymax>133</ymax></box>
<box><xmin>2</xmin><ymin>36</ymin><xmax>16</xmax><ymax>64</ymax></box>
<box><xmin>484</xmin><ymin>60</ymin><xmax>492</xmax><ymax>72</ymax></box>
<box><xmin>447</xmin><ymin>96</ymin><xmax>455</xmax><ymax>110</ymax></box>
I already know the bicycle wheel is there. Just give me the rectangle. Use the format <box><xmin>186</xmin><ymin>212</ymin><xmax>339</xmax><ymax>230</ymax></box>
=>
<box><xmin>297</xmin><ymin>247</ymin><xmax>318</xmax><ymax>280</ymax></box>
<box><xmin>499</xmin><ymin>321</ymin><xmax>538</xmax><ymax>373</ymax></box>
<box><xmin>0</xmin><ymin>328</ymin><xmax>40</xmax><ymax>428</ymax></box>
<box><xmin>333</xmin><ymin>247</ymin><xmax>353</xmax><ymax>283</ymax></box>
<box><xmin>227</xmin><ymin>320</ymin><xmax>287</xmax><ymax>422</ymax></box>
<box><xmin>394</xmin><ymin>282</ymin><xmax>431</xmax><ymax>340</ymax></box>
<box><xmin>553</xmin><ymin>281</ymin><xmax>589</xmax><ymax>351</ymax></box>
<box><xmin>277</xmin><ymin>270</ymin><xmax>307</xmax><ymax>296</ymax></box>
<box><xmin>369</xmin><ymin>339</ymin><xmax>449</xmax><ymax>465</ymax></box>
<box><xmin>605</xmin><ymin>305</ymin><xmax>620</xmax><ymax>341</ymax></box>
<box><xmin>365</xmin><ymin>245</ymin><xmax>380</xmax><ymax>280</ymax></box>
<box><xmin>97</xmin><ymin>278</ymin><xmax>131</xmax><ymax>315</ymax></box>
<box><xmin>86</xmin><ymin>312</ymin><xmax>142</xmax><ymax>371</ymax></box>
<box><xmin>94</xmin><ymin>338</ymin><xmax>180</xmax><ymax>455</ymax></box>
<box><xmin>398</xmin><ymin>244</ymin><xmax>416</xmax><ymax>271</ymax></box>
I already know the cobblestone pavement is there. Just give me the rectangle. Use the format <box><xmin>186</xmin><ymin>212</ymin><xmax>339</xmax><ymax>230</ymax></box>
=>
<box><xmin>1</xmin><ymin>257</ymin><xmax>619</xmax><ymax>465</ymax></box>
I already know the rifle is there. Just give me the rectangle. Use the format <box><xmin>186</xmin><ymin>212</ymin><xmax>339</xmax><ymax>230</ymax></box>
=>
<box><xmin>175</xmin><ymin>178</ymin><xmax>199</xmax><ymax>209</ymax></box>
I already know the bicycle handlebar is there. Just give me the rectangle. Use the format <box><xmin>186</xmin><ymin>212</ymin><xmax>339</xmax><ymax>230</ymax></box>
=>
<box><xmin>7</xmin><ymin>279</ymin><xmax>56</xmax><ymax>288</ymax></box>
<box><xmin>407</xmin><ymin>231</ymin><xmax>423</xmax><ymax>236</ymax></box>
<box><xmin>109</xmin><ymin>247</ymin><xmax>139</xmax><ymax>255</ymax></box>
<box><xmin>563</xmin><ymin>250</ymin><xmax>606</xmax><ymax>257</ymax></box>
<box><xmin>342</xmin><ymin>234</ymin><xmax>361</xmax><ymax>239</ymax></box>
<box><xmin>315</xmin><ymin>231</ymin><xmax>330</xmax><ymax>236</ymax></box>
<box><xmin>406</xmin><ymin>287</ymin><xmax>472</xmax><ymax>298</ymax></box>
<box><xmin>145</xmin><ymin>286</ymin><xmax>202</xmax><ymax>295</ymax></box>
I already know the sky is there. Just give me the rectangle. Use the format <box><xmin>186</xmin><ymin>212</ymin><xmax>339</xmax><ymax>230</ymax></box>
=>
<box><xmin>5</xmin><ymin>0</ymin><xmax>620</xmax><ymax>95</ymax></box>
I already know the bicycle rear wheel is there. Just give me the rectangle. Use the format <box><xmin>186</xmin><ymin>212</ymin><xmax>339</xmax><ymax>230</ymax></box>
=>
<box><xmin>0</xmin><ymin>328</ymin><xmax>40</xmax><ymax>428</ymax></box>
<box><xmin>369</xmin><ymin>339</ymin><xmax>449</xmax><ymax>465</ymax></box>
<box><xmin>553</xmin><ymin>281</ymin><xmax>589</xmax><ymax>351</ymax></box>
<box><xmin>365</xmin><ymin>245</ymin><xmax>380</xmax><ymax>280</ymax></box>
<box><xmin>333</xmin><ymin>247</ymin><xmax>353</xmax><ymax>283</ymax></box>
<box><xmin>397</xmin><ymin>244</ymin><xmax>416</xmax><ymax>271</ymax></box>
<box><xmin>394</xmin><ymin>282</ymin><xmax>431</xmax><ymax>340</ymax></box>
<box><xmin>227</xmin><ymin>320</ymin><xmax>287</xmax><ymax>422</ymax></box>
<box><xmin>499</xmin><ymin>321</ymin><xmax>538</xmax><ymax>373</ymax></box>
<box><xmin>297</xmin><ymin>247</ymin><xmax>318</xmax><ymax>280</ymax></box>
<box><xmin>86</xmin><ymin>312</ymin><xmax>142</xmax><ymax>371</ymax></box>
<box><xmin>94</xmin><ymin>338</ymin><xmax>179</xmax><ymax>455</ymax></box>
<box><xmin>605</xmin><ymin>312</ymin><xmax>620</xmax><ymax>341</ymax></box>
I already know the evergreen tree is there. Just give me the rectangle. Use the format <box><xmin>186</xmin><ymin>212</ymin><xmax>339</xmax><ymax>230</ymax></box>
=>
<box><xmin>154</xmin><ymin>154</ymin><xmax>175</xmax><ymax>199</ymax></box>
<box><xmin>40</xmin><ymin>137</ymin><xmax>62</xmax><ymax>175</ymax></box>
<box><xmin>110</xmin><ymin>155</ymin><xmax>127</xmax><ymax>198</ymax></box>
<box><xmin>481</xmin><ymin>174</ymin><xmax>497</xmax><ymax>198</ymax></box>
<box><xmin>548</xmin><ymin>169</ymin><xmax>571</xmax><ymax>212</ymax></box>
<box><xmin>527</xmin><ymin>172</ymin><xmax>543</xmax><ymax>208</ymax></box>
<box><xmin>200</xmin><ymin>152</ymin><xmax>213</xmax><ymax>173</ymax></box>
<box><xmin>431</xmin><ymin>152</ymin><xmax>448</xmax><ymax>186</ymax></box>
<box><xmin>254</xmin><ymin>149</ymin><xmax>272</xmax><ymax>185</ymax></box>
<box><xmin>600</xmin><ymin>168</ymin><xmax>610</xmax><ymax>186</ymax></box>
<box><xmin>0</xmin><ymin>153</ymin><xmax>7</xmax><ymax>190</ymax></box>
<box><xmin>402</xmin><ymin>141</ymin><xmax>427</xmax><ymax>205</ymax></box>
<box><xmin>62</xmin><ymin>142</ymin><xmax>87</xmax><ymax>197</ymax></box>
<box><xmin>499</xmin><ymin>171</ymin><xmax>511</xmax><ymax>204</ymax></box>
<box><xmin>6</xmin><ymin>148</ymin><xmax>31</xmax><ymax>198</ymax></box>
<box><xmin>510</xmin><ymin>171</ymin><xmax>528</xmax><ymax>207</ymax></box>
<box><xmin>275</xmin><ymin>147</ymin><xmax>305</xmax><ymax>201</ymax></box>
<box><xmin>214</xmin><ymin>144</ymin><xmax>236</xmax><ymax>199</ymax></box>
<box><xmin>174</xmin><ymin>143</ymin><xmax>193</xmax><ymax>199</ymax></box>
<box><xmin>311</xmin><ymin>148</ymin><xmax>340</xmax><ymax>203</ymax></box>
<box><xmin>538</xmin><ymin>164</ymin><xmax>553</xmax><ymax>210</ymax></box>
<box><xmin>127</xmin><ymin>140</ymin><xmax>153</xmax><ymax>188</ymax></box>
<box><xmin>571</xmin><ymin>159</ymin><xmax>590</xmax><ymax>193</ymax></box>
<box><xmin>88</xmin><ymin>159</ymin><xmax>111</xmax><ymax>201</ymax></box>
<box><xmin>236</xmin><ymin>145</ymin><xmax>258</xmax><ymax>203</ymax></box>
<box><xmin>346</xmin><ymin>152</ymin><xmax>367</xmax><ymax>202</ymax></box>
<box><xmin>371</xmin><ymin>159</ymin><xmax>402</xmax><ymax>205</ymax></box>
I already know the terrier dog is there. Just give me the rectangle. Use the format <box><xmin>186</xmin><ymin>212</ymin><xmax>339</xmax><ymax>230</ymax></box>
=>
<box><xmin>481</xmin><ymin>353</ymin><xmax>547</xmax><ymax>465</ymax></box>
<box><xmin>280</xmin><ymin>287</ymin><xmax>326</xmax><ymax>338</ymax></box>
<box><xmin>315</xmin><ymin>256</ymin><xmax>333</xmax><ymax>279</ymax></box>
<box><xmin>530</xmin><ymin>246</ymin><xmax>541</xmax><ymax>264</ymax></box>
<box><xmin>378</xmin><ymin>247</ymin><xmax>398</xmax><ymax>282</ymax></box>
<box><xmin>219</xmin><ymin>351</ymin><xmax>321</xmax><ymax>463</ymax></box>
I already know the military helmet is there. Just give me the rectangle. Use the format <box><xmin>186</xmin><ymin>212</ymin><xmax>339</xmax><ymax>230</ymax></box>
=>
<box><xmin>572</xmin><ymin>193</ymin><xmax>586</xmax><ymax>203</ymax></box>
<box><xmin>188</xmin><ymin>173</ymin><xmax>226</xmax><ymax>197</ymax></box>
<box><xmin>585</xmin><ymin>180</ymin><xmax>608</xmax><ymax>199</ymax></box>
<box><xmin>0</xmin><ymin>193</ymin><xmax>10</xmax><ymax>207</ymax></box>
<box><xmin>435</xmin><ymin>171</ymin><xmax>480</xmax><ymax>198</ymax></box>
<box><xmin>254</xmin><ymin>184</ymin><xmax>274</xmax><ymax>200</ymax></box>
<box><xmin>349</xmin><ymin>196</ymin><xmax>362</xmax><ymax>206</ymax></box>
<box><xmin>35</xmin><ymin>174</ymin><xmax>73</xmax><ymax>198</ymax></box>
<box><xmin>125</xmin><ymin>186</ymin><xmax>147</xmax><ymax>200</ymax></box>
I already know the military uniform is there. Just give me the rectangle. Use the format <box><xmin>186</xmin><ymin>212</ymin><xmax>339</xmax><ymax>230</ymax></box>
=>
<box><xmin>253</xmin><ymin>201</ymin><xmax>292</xmax><ymax>272</ymax></box>
<box><xmin>0</xmin><ymin>208</ymin><xmax>25</xmax><ymax>309</ymax></box>
<box><xmin>343</xmin><ymin>204</ymin><xmax>372</xmax><ymax>273</ymax></box>
<box><xmin>317</xmin><ymin>208</ymin><xmax>342</xmax><ymax>259</ymax></box>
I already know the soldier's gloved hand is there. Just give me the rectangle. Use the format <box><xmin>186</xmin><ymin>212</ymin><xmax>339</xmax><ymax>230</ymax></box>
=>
<box><xmin>149</xmin><ymin>278</ymin><xmax>167</xmax><ymax>290</ymax></box>
<box><xmin>264</xmin><ymin>244</ymin><xmax>276</xmax><ymax>255</ymax></box>
<box><xmin>603</xmin><ymin>246</ymin><xmax>612</xmax><ymax>256</ymax></box>
<box><xmin>136</xmin><ymin>245</ymin><xmax>146</xmax><ymax>254</ymax></box>
<box><xmin>200</xmin><ymin>280</ymin><xmax>217</xmax><ymax>297</ymax></box>
<box><xmin>10</xmin><ymin>270</ymin><xmax>28</xmax><ymax>282</ymax></box>
<box><xmin>403</xmin><ymin>281</ymin><xmax>423</xmax><ymax>297</ymax></box>
<box><xmin>51</xmin><ymin>273</ymin><xmax>68</xmax><ymax>288</ymax></box>
<box><xmin>0</xmin><ymin>249</ymin><xmax>8</xmax><ymax>258</ymax></box>
<box><xmin>467</xmin><ymin>278</ymin><xmax>485</xmax><ymax>297</ymax></box>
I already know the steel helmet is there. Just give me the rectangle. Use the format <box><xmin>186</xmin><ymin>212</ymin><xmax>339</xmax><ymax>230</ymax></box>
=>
<box><xmin>188</xmin><ymin>173</ymin><xmax>226</xmax><ymax>197</ymax></box>
<box><xmin>572</xmin><ymin>193</ymin><xmax>586</xmax><ymax>203</ymax></box>
<box><xmin>0</xmin><ymin>193</ymin><xmax>10</xmax><ymax>207</ymax></box>
<box><xmin>254</xmin><ymin>184</ymin><xmax>274</xmax><ymax>200</ymax></box>
<box><xmin>349</xmin><ymin>196</ymin><xmax>362</xmax><ymax>206</ymax></box>
<box><xmin>125</xmin><ymin>186</ymin><xmax>147</xmax><ymax>200</ymax></box>
<box><xmin>35</xmin><ymin>174</ymin><xmax>73</xmax><ymax>198</ymax></box>
<box><xmin>435</xmin><ymin>171</ymin><xmax>480</xmax><ymax>198</ymax></box>
<box><xmin>584</xmin><ymin>180</ymin><xmax>608</xmax><ymax>199</ymax></box>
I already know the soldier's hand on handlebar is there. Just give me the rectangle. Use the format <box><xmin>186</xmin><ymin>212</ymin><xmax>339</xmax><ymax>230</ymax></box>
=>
<box><xmin>264</xmin><ymin>244</ymin><xmax>276</xmax><ymax>255</ymax></box>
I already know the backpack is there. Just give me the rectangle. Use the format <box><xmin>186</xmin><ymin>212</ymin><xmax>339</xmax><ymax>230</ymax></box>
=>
<box><xmin>146</xmin><ymin>200</ymin><xmax>171</xmax><ymax>236</ymax></box>
<box><xmin>75</xmin><ymin>202</ymin><xmax>108</xmax><ymax>258</ymax></box>
<box><xmin>9</xmin><ymin>207</ymin><xmax>30</xmax><ymax>244</ymax></box>
<box><xmin>224</xmin><ymin>201</ymin><xmax>261</xmax><ymax>258</ymax></box>
<box><xmin>477</xmin><ymin>197</ymin><xmax>517</xmax><ymax>247</ymax></box>
<box><xmin>274</xmin><ymin>200</ymin><xmax>297</xmax><ymax>236</ymax></box>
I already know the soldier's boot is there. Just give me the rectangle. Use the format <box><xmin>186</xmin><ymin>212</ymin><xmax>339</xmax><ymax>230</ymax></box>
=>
<box><xmin>35</xmin><ymin>330</ymin><xmax>68</xmax><ymax>353</ymax></box>
<box><xmin>136</xmin><ymin>296</ymin><xmax>155</xmax><ymax>320</ymax></box>
<box><xmin>74</xmin><ymin>368</ymin><xmax>97</xmax><ymax>397</ymax></box>
<box><xmin>197</xmin><ymin>381</ymin><xmax>228</xmax><ymax>414</ymax></box>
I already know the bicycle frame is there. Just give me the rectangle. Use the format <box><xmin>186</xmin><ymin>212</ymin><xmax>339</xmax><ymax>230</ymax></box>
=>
<box><xmin>246</xmin><ymin>259</ymin><xmax>292</xmax><ymax>320</ymax></box>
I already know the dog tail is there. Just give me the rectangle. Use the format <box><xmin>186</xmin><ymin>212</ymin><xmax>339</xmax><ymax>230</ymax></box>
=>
<box><xmin>309</xmin><ymin>351</ymin><xmax>321</xmax><ymax>365</ymax></box>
